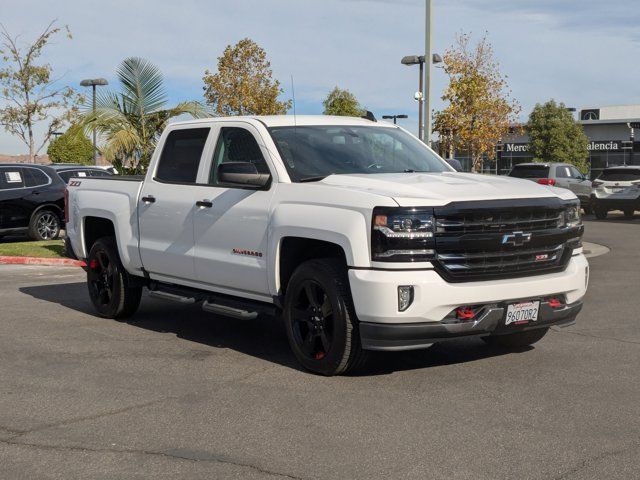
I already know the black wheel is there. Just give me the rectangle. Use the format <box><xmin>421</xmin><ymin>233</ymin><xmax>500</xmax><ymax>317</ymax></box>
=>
<box><xmin>582</xmin><ymin>203</ymin><xmax>592</xmax><ymax>215</ymax></box>
<box><xmin>594</xmin><ymin>206</ymin><xmax>607</xmax><ymax>220</ymax></box>
<box><xmin>87</xmin><ymin>237</ymin><xmax>142</xmax><ymax>319</ymax></box>
<box><xmin>482</xmin><ymin>327</ymin><xmax>549</xmax><ymax>349</ymax></box>
<box><xmin>283</xmin><ymin>258</ymin><xmax>367</xmax><ymax>376</ymax></box>
<box><xmin>623</xmin><ymin>209</ymin><xmax>635</xmax><ymax>219</ymax></box>
<box><xmin>29</xmin><ymin>210</ymin><xmax>60</xmax><ymax>240</ymax></box>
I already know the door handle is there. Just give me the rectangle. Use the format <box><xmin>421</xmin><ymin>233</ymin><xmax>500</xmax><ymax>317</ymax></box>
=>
<box><xmin>196</xmin><ymin>200</ymin><xmax>213</xmax><ymax>208</ymax></box>
<box><xmin>141</xmin><ymin>195</ymin><xmax>156</xmax><ymax>203</ymax></box>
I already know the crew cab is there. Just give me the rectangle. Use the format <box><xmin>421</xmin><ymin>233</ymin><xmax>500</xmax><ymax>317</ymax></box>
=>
<box><xmin>66</xmin><ymin>116</ymin><xmax>588</xmax><ymax>375</ymax></box>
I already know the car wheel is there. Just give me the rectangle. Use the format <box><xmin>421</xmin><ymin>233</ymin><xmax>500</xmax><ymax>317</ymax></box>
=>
<box><xmin>594</xmin><ymin>206</ymin><xmax>608</xmax><ymax>220</ymax></box>
<box><xmin>582</xmin><ymin>203</ymin><xmax>592</xmax><ymax>215</ymax></box>
<box><xmin>29</xmin><ymin>210</ymin><xmax>61</xmax><ymax>240</ymax></box>
<box><xmin>623</xmin><ymin>209</ymin><xmax>635</xmax><ymax>219</ymax></box>
<box><xmin>87</xmin><ymin>237</ymin><xmax>142</xmax><ymax>319</ymax></box>
<box><xmin>283</xmin><ymin>258</ymin><xmax>367</xmax><ymax>376</ymax></box>
<box><xmin>482</xmin><ymin>327</ymin><xmax>549</xmax><ymax>348</ymax></box>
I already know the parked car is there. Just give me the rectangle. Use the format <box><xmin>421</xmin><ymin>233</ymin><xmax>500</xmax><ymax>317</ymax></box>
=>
<box><xmin>591</xmin><ymin>166</ymin><xmax>640</xmax><ymax>219</ymax></box>
<box><xmin>508</xmin><ymin>163</ymin><xmax>592</xmax><ymax>213</ymax></box>
<box><xmin>0</xmin><ymin>164</ymin><xmax>66</xmax><ymax>240</ymax></box>
<box><xmin>66</xmin><ymin>116</ymin><xmax>587</xmax><ymax>375</ymax></box>
<box><xmin>49</xmin><ymin>164</ymin><xmax>114</xmax><ymax>183</ymax></box>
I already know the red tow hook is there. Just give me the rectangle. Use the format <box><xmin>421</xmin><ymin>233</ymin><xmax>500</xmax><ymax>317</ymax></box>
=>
<box><xmin>456</xmin><ymin>307</ymin><xmax>476</xmax><ymax>320</ymax></box>
<box><xmin>548</xmin><ymin>297</ymin><xmax>562</xmax><ymax>309</ymax></box>
<box><xmin>89</xmin><ymin>259</ymin><xmax>99</xmax><ymax>269</ymax></box>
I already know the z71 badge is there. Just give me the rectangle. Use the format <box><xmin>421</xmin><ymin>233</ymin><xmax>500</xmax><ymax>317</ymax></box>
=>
<box><xmin>68</xmin><ymin>180</ymin><xmax>82</xmax><ymax>187</ymax></box>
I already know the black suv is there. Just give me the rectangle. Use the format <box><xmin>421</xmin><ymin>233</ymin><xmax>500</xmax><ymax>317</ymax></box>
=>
<box><xmin>0</xmin><ymin>164</ymin><xmax>113</xmax><ymax>241</ymax></box>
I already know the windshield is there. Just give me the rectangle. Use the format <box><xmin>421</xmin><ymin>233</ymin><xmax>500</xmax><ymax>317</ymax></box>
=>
<box><xmin>268</xmin><ymin>126</ymin><xmax>451</xmax><ymax>181</ymax></box>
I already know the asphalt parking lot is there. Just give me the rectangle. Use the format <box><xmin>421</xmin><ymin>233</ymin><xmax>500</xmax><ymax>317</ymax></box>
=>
<box><xmin>1</xmin><ymin>215</ymin><xmax>639</xmax><ymax>479</ymax></box>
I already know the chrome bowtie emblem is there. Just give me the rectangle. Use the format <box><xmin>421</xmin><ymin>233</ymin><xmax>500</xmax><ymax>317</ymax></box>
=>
<box><xmin>502</xmin><ymin>231</ymin><xmax>532</xmax><ymax>247</ymax></box>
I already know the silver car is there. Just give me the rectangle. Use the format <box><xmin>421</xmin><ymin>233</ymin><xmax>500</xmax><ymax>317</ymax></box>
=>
<box><xmin>509</xmin><ymin>163</ymin><xmax>593</xmax><ymax>213</ymax></box>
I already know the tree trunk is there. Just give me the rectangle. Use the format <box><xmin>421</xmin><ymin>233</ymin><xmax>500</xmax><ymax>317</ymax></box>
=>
<box><xmin>28</xmin><ymin>128</ymin><xmax>35</xmax><ymax>163</ymax></box>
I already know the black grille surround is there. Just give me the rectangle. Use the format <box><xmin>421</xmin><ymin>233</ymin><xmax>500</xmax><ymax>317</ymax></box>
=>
<box><xmin>432</xmin><ymin>198</ymin><xmax>583</xmax><ymax>282</ymax></box>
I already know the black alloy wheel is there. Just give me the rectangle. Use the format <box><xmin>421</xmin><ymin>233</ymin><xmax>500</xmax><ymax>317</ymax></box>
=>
<box><xmin>87</xmin><ymin>237</ymin><xmax>142</xmax><ymax>319</ymax></box>
<box><xmin>284</xmin><ymin>259</ymin><xmax>367</xmax><ymax>376</ymax></box>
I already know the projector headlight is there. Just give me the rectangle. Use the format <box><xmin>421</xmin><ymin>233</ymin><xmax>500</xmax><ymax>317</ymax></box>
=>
<box><xmin>564</xmin><ymin>204</ymin><xmax>582</xmax><ymax>228</ymax></box>
<box><xmin>371</xmin><ymin>207</ymin><xmax>435</xmax><ymax>262</ymax></box>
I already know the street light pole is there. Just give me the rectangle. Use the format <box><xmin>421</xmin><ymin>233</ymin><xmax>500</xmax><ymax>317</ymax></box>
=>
<box><xmin>80</xmin><ymin>78</ymin><xmax>108</xmax><ymax>165</ymax></box>
<box><xmin>424</xmin><ymin>0</ymin><xmax>433</xmax><ymax>146</ymax></box>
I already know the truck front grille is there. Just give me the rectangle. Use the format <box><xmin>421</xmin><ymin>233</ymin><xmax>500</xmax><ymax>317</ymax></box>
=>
<box><xmin>433</xmin><ymin>199</ymin><xmax>580</xmax><ymax>282</ymax></box>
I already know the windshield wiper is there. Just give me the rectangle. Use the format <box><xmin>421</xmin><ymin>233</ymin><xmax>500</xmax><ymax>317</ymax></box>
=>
<box><xmin>298</xmin><ymin>175</ymin><xmax>328</xmax><ymax>183</ymax></box>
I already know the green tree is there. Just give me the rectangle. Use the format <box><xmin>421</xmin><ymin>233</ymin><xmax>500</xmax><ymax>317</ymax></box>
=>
<box><xmin>527</xmin><ymin>100</ymin><xmax>589</xmax><ymax>172</ymax></box>
<box><xmin>203</xmin><ymin>38</ymin><xmax>291</xmax><ymax>116</ymax></box>
<box><xmin>0</xmin><ymin>21</ymin><xmax>83</xmax><ymax>162</ymax></box>
<box><xmin>433</xmin><ymin>33</ymin><xmax>520</xmax><ymax>172</ymax></box>
<box><xmin>82</xmin><ymin>57</ymin><xmax>207</xmax><ymax>174</ymax></box>
<box><xmin>322</xmin><ymin>87</ymin><xmax>365</xmax><ymax>117</ymax></box>
<box><xmin>47</xmin><ymin>125</ymin><xmax>94</xmax><ymax>164</ymax></box>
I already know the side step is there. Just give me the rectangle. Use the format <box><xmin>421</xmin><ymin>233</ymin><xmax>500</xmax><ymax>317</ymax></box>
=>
<box><xmin>202</xmin><ymin>301</ymin><xmax>258</xmax><ymax>320</ymax></box>
<box><xmin>148</xmin><ymin>290</ymin><xmax>196</xmax><ymax>304</ymax></box>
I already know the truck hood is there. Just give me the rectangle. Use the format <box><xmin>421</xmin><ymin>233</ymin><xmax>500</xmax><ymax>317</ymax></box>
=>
<box><xmin>318</xmin><ymin>172</ymin><xmax>575</xmax><ymax>206</ymax></box>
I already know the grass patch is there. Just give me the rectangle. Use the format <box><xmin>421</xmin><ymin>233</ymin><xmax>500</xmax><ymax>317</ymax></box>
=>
<box><xmin>0</xmin><ymin>239</ymin><xmax>65</xmax><ymax>258</ymax></box>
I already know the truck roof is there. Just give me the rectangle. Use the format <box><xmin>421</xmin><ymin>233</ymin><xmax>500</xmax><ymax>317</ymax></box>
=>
<box><xmin>170</xmin><ymin>115</ymin><xmax>394</xmax><ymax>128</ymax></box>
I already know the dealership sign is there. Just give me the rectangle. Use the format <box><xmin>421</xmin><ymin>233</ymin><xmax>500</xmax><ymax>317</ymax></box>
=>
<box><xmin>502</xmin><ymin>140</ymin><xmax>625</xmax><ymax>154</ymax></box>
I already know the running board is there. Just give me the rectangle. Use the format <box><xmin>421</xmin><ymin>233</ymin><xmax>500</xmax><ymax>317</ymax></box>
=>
<box><xmin>202</xmin><ymin>301</ymin><xmax>258</xmax><ymax>320</ymax></box>
<box><xmin>148</xmin><ymin>290</ymin><xmax>196</xmax><ymax>304</ymax></box>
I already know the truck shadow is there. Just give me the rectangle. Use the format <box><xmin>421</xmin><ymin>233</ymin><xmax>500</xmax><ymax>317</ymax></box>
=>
<box><xmin>19</xmin><ymin>282</ymin><xmax>526</xmax><ymax>376</ymax></box>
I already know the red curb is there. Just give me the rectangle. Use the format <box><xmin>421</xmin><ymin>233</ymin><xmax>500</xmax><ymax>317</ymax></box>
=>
<box><xmin>0</xmin><ymin>256</ymin><xmax>86</xmax><ymax>267</ymax></box>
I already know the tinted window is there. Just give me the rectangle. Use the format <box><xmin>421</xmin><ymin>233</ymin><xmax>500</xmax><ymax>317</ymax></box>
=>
<box><xmin>209</xmin><ymin>127</ymin><xmax>269</xmax><ymax>185</ymax></box>
<box><xmin>268</xmin><ymin>126</ymin><xmax>449</xmax><ymax>182</ymax></box>
<box><xmin>23</xmin><ymin>168</ymin><xmax>50</xmax><ymax>187</ymax></box>
<box><xmin>569</xmin><ymin>166</ymin><xmax>582</xmax><ymax>179</ymax></box>
<box><xmin>89</xmin><ymin>169</ymin><xmax>112</xmax><ymax>177</ymax></box>
<box><xmin>0</xmin><ymin>168</ymin><xmax>25</xmax><ymax>189</ymax></box>
<box><xmin>57</xmin><ymin>171</ymin><xmax>77</xmax><ymax>183</ymax></box>
<box><xmin>156</xmin><ymin>128</ymin><xmax>210</xmax><ymax>184</ymax></box>
<box><xmin>599</xmin><ymin>168</ymin><xmax>640</xmax><ymax>181</ymax></box>
<box><xmin>555</xmin><ymin>166</ymin><xmax>572</xmax><ymax>178</ymax></box>
<box><xmin>509</xmin><ymin>165</ymin><xmax>550</xmax><ymax>178</ymax></box>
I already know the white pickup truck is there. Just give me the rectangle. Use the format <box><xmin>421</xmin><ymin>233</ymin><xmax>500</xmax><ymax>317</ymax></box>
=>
<box><xmin>66</xmin><ymin>115</ymin><xmax>588</xmax><ymax>375</ymax></box>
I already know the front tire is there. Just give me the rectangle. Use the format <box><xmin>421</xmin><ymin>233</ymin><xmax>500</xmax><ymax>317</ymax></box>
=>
<box><xmin>623</xmin><ymin>209</ymin><xmax>635</xmax><ymax>219</ymax></box>
<box><xmin>283</xmin><ymin>258</ymin><xmax>367</xmax><ymax>376</ymax></box>
<box><xmin>482</xmin><ymin>327</ymin><xmax>549</xmax><ymax>348</ymax></box>
<box><xmin>29</xmin><ymin>210</ymin><xmax>60</xmax><ymax>240</ymax></box>
<box><xmin>87</xmin><ymin>237</ymin><xmax>142</xmax><ymax>319</ymax></box>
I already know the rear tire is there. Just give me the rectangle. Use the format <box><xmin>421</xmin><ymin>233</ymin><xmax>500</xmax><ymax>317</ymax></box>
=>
<box><xmin>623</xmin><ymin>209</ymin><xmax>635</xmax><ymax>219</ymax></box>
<box><xmin>28</xmin><ymin>209</ymin><xmax>61</xmax><ymax>240</ymax></box>
<box><xmin>582</xmin><ymin>203</ymin><xmax>592</xmax><ymax>215</ymax></box>
<box><xmin>594</xmin><ymin>206</ymin><xmax>608</xmax><ymax>220</ymax></box>
<box><xmin>283</xmin><ymin>258</ymin><xmax>367</xmax><ymax>376</ymax></box>
<box><xmin>482</xmin><ymin>327</ymin><xmax>549</xmax><ymax>348</ymax></box>
<box><xmin>87</xmin><ymin>237</ymin><xmax>142</xmax><ymax>319</ymax></box>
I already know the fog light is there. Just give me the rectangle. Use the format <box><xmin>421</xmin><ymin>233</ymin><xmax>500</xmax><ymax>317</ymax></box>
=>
<box><xmin>398</xmin><ymin>286</ymin><xmax>414</xmax><ymax>312</ymax></box>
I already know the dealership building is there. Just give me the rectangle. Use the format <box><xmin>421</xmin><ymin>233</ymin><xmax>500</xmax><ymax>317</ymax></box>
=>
<box><xmin>462</xmin><ymin>105</ymin><xmax>640</xmax><ymax>178</ymax></box>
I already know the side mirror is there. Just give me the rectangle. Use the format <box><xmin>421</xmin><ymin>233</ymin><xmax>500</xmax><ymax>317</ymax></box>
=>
<box><xmin>217</xmin><ymin>162</ymin><xmax>270</xmax><ymax>188</ymax></box>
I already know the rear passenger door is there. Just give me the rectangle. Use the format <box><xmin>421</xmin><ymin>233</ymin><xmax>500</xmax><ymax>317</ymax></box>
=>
<box><xmin>138</xmin><ymin>127</ymin><xmax>213</xmax><ymax>281</ymax></box>
<box><xmin>0</xmin><ymin>167</ymin><xmax>29</xmax><ymax>230</ymax></box>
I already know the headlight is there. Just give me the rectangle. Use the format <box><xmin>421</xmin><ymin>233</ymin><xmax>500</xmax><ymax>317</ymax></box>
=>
<box><xmin>371</xmin><ymin>207</ymin><xmax>435</xmax><ymax>262</ymax></box>
<box><xmin>564</xmin><ymin>204</ymin><xmax>581</xmax><ymax>228</ymax></box>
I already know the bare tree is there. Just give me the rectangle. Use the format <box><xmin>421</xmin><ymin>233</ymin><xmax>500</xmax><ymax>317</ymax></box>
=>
<box><xmin>0</xmin><ymin>20</ymin><xmax>82</xmax><ymax>162</ymax></box>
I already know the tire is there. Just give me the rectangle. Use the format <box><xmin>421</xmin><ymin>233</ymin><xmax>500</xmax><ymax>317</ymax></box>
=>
<box><xmin>87</xmin><ymin>237</ymin><xmax>142</xmax><ymax>319</ymax></box>
<box><xmin>283</xmin><ymin>258</ymin><xmax>367</xmax><ymax>376</ymax></box>
<box><xmin>28</xmin><ymin>209</ymin><xmax>61</xmax><ymax>240</ymax></box>
<box><xmin>623</xmin><ymin>209</ymin><xmax>635</xmax><ymax>219</ymax></box>
<box><xmin>482</xmin><ymin>327</ymin><xmax>549</xmax><ymax>349</ymax></box>
<box><xmin>582</xmin><ymin>203</ymin><xmax>592</xmax><ymax>215</ymax></box>
<box><xmin>594</xmin><ymin>206</ymin><xmax>607</xmax><ymax>220</ymax></box>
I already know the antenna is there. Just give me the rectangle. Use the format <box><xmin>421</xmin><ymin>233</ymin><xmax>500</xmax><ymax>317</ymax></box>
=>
<box><xmin>290</xmin><ymin>74</ymin><xmax>297</xmax><ymax>127</ymax></box>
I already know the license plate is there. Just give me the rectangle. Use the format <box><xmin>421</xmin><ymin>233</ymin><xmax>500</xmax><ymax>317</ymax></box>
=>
<box><xmin>505</xmin><ymin>301</ymin><xmax>540</xmax><ymax>325</ymax></box>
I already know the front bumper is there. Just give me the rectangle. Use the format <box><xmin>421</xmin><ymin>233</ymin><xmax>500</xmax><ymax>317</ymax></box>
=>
<box><xmin>348</xmin><ymin>253</ymin><xmax>588</xmax><ymax>350</ymax></box>
<box><xmin>360</xmin><ymin>299</ymin><xmax>582</xmax><ymax>351</ymax></box>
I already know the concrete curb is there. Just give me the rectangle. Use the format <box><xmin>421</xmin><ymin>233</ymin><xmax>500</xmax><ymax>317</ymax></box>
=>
<box><xmin>0</xmin><ymin>256</ymin><xmax>86</xmax><ymax>267</ymax></box>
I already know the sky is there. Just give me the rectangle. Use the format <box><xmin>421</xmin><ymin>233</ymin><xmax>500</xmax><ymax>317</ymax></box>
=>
<box><xmin>1</xmin><ymin>0</ymin><xmax>639</xmax><ymax>155</ymax></box>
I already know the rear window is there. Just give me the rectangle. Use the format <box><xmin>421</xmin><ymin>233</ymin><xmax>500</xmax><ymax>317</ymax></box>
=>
<box><xmin>23</xmin><ymin>168</ymin><xmax>50</xmax><ymax>187</ymax></box>
<box><xmin>598</xmin><ymin>168</ymin><xmax>640</xmax><ymax>181</ymax></box>
<box><xmin>155</xmin><ymin>128</ymin><xmax>210</xmax><ymax>184</ymax></box>
<box><xmin>509</xmin><ymin>165</ymin><xmax>550</xmax><ymax>178</ymax></box>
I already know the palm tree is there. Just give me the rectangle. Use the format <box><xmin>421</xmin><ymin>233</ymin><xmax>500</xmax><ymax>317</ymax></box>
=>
<box><xmin>83</xmin><ymin>57</ymin><xmax>208</xmax><ymax>173</ymax></box>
